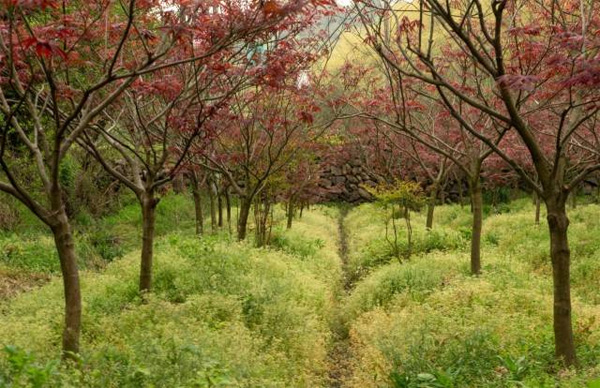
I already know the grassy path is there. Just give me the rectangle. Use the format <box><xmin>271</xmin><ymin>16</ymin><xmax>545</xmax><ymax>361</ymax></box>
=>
<box><xmin>327</xmin><ymin>206</ymin><xmax>353</xmax><ymax>388</ymax></box>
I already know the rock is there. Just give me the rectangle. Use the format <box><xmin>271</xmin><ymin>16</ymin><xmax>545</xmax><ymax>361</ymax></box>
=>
<box><xmin>358</xmin><ymin>187</ymin><xmax>373</xmax><ymax>200</ymax></box>
<box><xmin>348</xmin><ymin>175</ymin><xmax>359</xmax><ymax>184</ymax></box>
<box><xmin>330</xmin><ymin>166</ymin><xmax>342</xmax><ymax>176</ymax></box>
<box><xmin>374</xmin><ymin>174</ymin><xmax>386</xmax><ymax>184</ymax></box>
<box><xmin>320</xmin><ymin>179</ymin><xmax>333</xmax><ymax>188</ymax></box>
<box><xmin>352</xmin><ymin>167</ymin><xmax>362</xmax><ymax>175</ymax></box>
<box><xmin>347</xmin><ymin>191</ymin><xmax>361</xmax><ymax>202</ymax></box>
<box><xmin>364</xmin><ymin>180</ymin><xmax>376</xmax><ymax>187</ymax></box>
<box><xmin>333</xmin><ymin>176</ymin><xmax>346</xmax><ymax>185</ymax></box>
<box><xmin>349</xmin><ymin>158</ymin><xmax>362</xmax><ymax>167</ymax></box>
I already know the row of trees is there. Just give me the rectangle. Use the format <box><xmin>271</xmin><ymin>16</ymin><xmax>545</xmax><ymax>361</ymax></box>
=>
<box><xmin>0</xmin><ymin>0</ymin><xmax>339</xmax><ymax>358</ymax></box>
<box><xmin>336</xmin><ymin>0</ymin><xmax>600</xmax><ymax>367</ymax></box>
<box><xmin>2</xmin><ymin>0</ymin><xmax>598</xmax><ymax>371</ymax></box>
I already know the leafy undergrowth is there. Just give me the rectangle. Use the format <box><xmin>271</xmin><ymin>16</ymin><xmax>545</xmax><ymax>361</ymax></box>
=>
<box><xmin>0</xmin><ymin>199</ymin><xmax>342</xmax><ymax>387</ymax></box>
<box><xmin>1</xmin><ymin>197</ymin><xmax>600</xmax><ymax>387</ymax></box>
<box><xmin>341</xmin><ymin>199</ymin><xmax>600</xmax><ymax>387</ymax></box>
<box><xmin>0</xmin><ymin>194</ymin><xmax>198</xmax><ymax>296</ymax></box>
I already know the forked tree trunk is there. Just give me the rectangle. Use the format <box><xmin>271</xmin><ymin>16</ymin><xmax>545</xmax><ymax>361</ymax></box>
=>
<box><xmin>51</xmin><ymin>210</ymin><xmax>82</xmax><ymax>359</ymax></box>
<box><xmin>254</xmin><ymin>196</ymin><xmax>271</xmax><ymax>247</ymax></box>
<box><xmin>426</xmin><ymin>183</ymin><xmax>438</xmax><ymax>230</ymax></box>
<box><xmin>238</xmin><ymin>197</ymin><xmax>252</xmax><ymax>241</ymax></box>
<box><xmin>469</xmin><ymin>177</ymin><xmax>483</xmax><ymax>275</ymax></box>
<box><xmin>546</xmin><ymin>197</ymin><xmax>577</xmax><ymax>366</ymax></box>
<box><xmin>140</xmin><ymin>193</ymin><xmax>159</xmax><ymax>293</ymax></box>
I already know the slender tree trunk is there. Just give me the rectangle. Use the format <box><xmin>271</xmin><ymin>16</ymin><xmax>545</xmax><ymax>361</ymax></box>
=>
<box><xmin>469</xmin><ymin>177</ymin><xmax>483</xmax><ymax>275</ymax></box>
<box><xmin>192</xmin><ymin>188</ymin><xmax>204</xmax><ymax>235</ymax></box>
<box><xmin>225</xmin><ymin>188</ymin><xmax>232</xmax><ymax>234</ymax></box>
<box><xmin>546</xmin><ymin>197</ymin><xmax>577</xmax><ymax>366</ymax></box>
<box><xmin>238</xmin><ymin>197</ymin><xmax>252</xmax><ymax>241</ymax></box>
<box><xmin>51</xmin><ymin>210</ymin><xmax>82</xmax><ymax>359</ymax></box>
<box><xmin>426</xmin><ymin>183</ymin><xmax>438</xmax><ymax>230</ymax></box>
<box><xmin>172</xmin><ymin>174</ymin><xmax>185</xmax><ymax>194</ymax></box>
<box><xmin>140</xmin><ymin>193</ymin><xmax>159</xmax><ymax>293</ymax></box>
<box><xmin>217</xmin><ymin>189</ymin><xmax>224</xmax><ymax>228</ymax></box>
<box><xmin>209</xmin><ymin>182</ymin><xmax>216</xmax><ymax>233</ymax></box>
<box><xmin>190</xmin><ymin>172</ymin><xmax>204</xmax><ymax>236</ymax></box>
<box><xmin>570</xmin><ymin>187</ymin><xmax>577</xmax><ymax>209</ymax></box>
<box><xmin>287</xmin><ymin>199</ymin><xmax>294</xmax><ymax>229</ymax></box>
<box><xmin>255</xmin><ymin>196</ymin><xmax>271</xmax><ymax>247</ymax></box>
<box><xmin>299</xmin><ymin>202</ymin><xmax>304</xmax><ymax>218</ymax></box>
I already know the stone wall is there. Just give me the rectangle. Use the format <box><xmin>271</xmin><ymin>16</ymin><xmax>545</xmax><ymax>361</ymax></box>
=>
<box><xmin>318</xmin><ymin>159</ymin><xmax>385</xmax><ymax>203</ymax></box>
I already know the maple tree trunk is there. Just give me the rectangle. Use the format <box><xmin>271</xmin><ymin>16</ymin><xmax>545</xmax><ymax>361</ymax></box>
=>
<box><xmin>299</xmin><ymin>203</ymin><xmax>304</xmax><ymax>218</ymax></box>
<box><xmin>140</xmin><ymin>194</ymin><xmax>159</xmax><ymax>293</ymax></box>
<box><xmin>225</xmin><ymin>189</ymin><xmax>231</xmax><ymax>223</ymax></box>
<box><xmin>426</xmin><ymin>183</ymin><xmax>438</xmax><ymax>230</ymax></box>
<box><xmin>192</xmin><ymin>188</ymin><xmax>204</xmax><ymax>235</ymax></box>
<box><xmin>287</xmin><ymin>199</ymin><xmax>294</xmax><ymax>229</ymax></box>
<box><xmin>209</xmin><ymin>184</ymin><xmax>216</xmax><ymax>233</ymax></box>
<box><xmin>469</xmin><ymin>178</ymin><xmax>483</xmax><ymax>275</ymax></box>
<box><xmin>238</xmin><ymin>197</ymin><xmax>252</xmax><ymax>241</ymax></box>
<box><xmin>172</xmin><ymin>174</ymin><xmax>185</xmax><ymax>194</ymax></box>
<box><xmin>546</xmin><ymin>197</ymin><xmax>577</xmax><ymax>367</ymax></box>
<box><xmin>51</xmin><ymin>210</ymin><xmax>81</xmax><ymax>359</ymax></box>
<box><xmin>225</xmin><ymin>189</ymin><xmax>232</xmax><ymax>233</ymax></box>
<box><xmin>254</xmin><ymin>197</ymin><xmax>271</xmax><ymax>247</ymax></box>
<box><xmin>217</xmin><ymin>190</ymin><xmax>224</xmax><ymax>228</ymax></box>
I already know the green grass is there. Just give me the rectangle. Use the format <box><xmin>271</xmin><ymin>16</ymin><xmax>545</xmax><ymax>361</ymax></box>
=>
<box><xmin>341</xmin><ymin>198</ymin><xmax>600</xmax><ymax>387</ymax></box>
<box><xmin>1</xmin><ymin>195</ymin><xmax>599</xmax><ymax>387</ymax></box>
<box><xmin>0</xmin><ymin>199</ymin><xmax>342</xmax><ymax>387</ymax></box>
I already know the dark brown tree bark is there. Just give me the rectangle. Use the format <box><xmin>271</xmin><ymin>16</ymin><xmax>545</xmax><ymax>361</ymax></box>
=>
<box><xmin>469</xmin><ymin>177</ymin><xmax>483</xmax><ymax>276</ymax></box>
<box><xmin>209</xmin><ymin>181</ymin><xmax>217</xmax><ymax>233</ymax></box>
<box><xmin>426</xmin><ymin>183</ymin><xmax>438</xmax><ymax>230</ymax></box>
<box><xmin>225</xmin><ymin>187</ymin><xmax>232</xmax><ymax>231</ymax></box>
<box><xmin>217</xmin><ymin>189</ymin><xmax>224</xmax><ymax>228</ymax></box>
<box><xmin>287</xmin><ymin>199</ymin><xmax>294</xmax><ymax>229</ymax></box>
<box><xmin>192</xmin><ymin>189</ymin><xmax>204</xmax><ymax>235</ymax></box>
<box><xmin>190</xmin><ymin>173</ymin><xmax>204</xmax><ymax>236</ymax></box>
<box><xmin>546</xmin><ymin>196</ymin><xmax>577</xmax><ymax>366</ymax></box>
<box><xmin>238</xmin><ymin>197</ymin><xmax>252</xmax><ymax>241</ymax></box>
<box><xmin>51</xmin><ymin>209</ymin><xmax>82</xmax><ymax>359</ymax></box>
<box><xmin>139</xmin><ymin>193</ymin><xmax>159</xmax><ymax>293</ymax></box>
<box><xmin>254</xmin><ymin>196</ymin><xmax>271</xmax><ymax>247</ymax></box>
